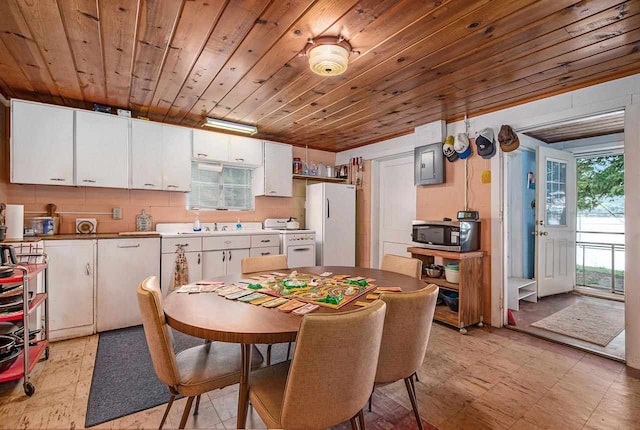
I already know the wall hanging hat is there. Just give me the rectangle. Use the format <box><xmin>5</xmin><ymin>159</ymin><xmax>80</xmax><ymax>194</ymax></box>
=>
<box><xmin>475</xmin><ymin>127</ymin><xmax>497</xmax><ymax>159</ymax></box>
<box><xmin>172</xmin><ymin>245</ymin><xmax>189</xmax><ymax>290</ymax></box>
<box><xmin>498</xmin><ymin>124</ymin><xmax>520</xmax><ymax>152</ymax></box>
<box><xmin>443</xmin><ymin>136</ymin><xmax>458</xmax><ymax>162</ymax></box>
<box><xmin>454</xmin><ymin>133</ymin><xmax>472</xmax><ymax>159</ymax></box>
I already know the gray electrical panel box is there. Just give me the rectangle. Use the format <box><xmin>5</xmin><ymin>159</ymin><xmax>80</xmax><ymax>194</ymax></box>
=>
<box><xmin>414</xmin><ymin>143</ymin><xmax>445</xmax><ymax>186</ymax></box>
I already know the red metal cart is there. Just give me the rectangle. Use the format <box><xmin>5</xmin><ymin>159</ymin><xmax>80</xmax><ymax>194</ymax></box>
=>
<box><xmin>0</xmin><ymin>260</ymin><xmax>49</xmax><ymax>396</ymax></box>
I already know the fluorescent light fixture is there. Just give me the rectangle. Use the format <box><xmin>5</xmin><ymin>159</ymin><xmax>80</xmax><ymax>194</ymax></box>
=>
<box><xmin>197</xmin><ymin>161</ymin><xmax>224</xmax><ymax>172</ymax></box>
<box><xmin>203</xmin><ymin>117</ymin><xmax>258</xmax><ymax>135</ymax></box>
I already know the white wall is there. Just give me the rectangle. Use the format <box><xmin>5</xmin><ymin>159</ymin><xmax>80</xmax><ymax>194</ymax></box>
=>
<box><xmin>625</xmin><ymin>105</ymin><xmax>640</xmax><ymax>369</ymax></box>
<box><xmin>335</xmin><ymin>120</ymin><xmax>445</xmax><ymax>164</ymax></box>
<box><xmin>338</xmin><ymin>73</ymin><xmax>640</xmax><ymax>366</ymax></box>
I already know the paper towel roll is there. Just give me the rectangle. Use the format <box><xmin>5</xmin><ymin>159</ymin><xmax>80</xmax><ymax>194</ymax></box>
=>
<box><xmin>6</xmin><ymin>204</ymin><xmax>24</xmax><ymax>240</ymax></box>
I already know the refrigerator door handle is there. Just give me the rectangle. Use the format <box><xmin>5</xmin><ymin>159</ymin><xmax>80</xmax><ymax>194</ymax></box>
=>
<box><xmin>327</xmin><ymin>198</ymin><xmax>330</xmax><ymax>218</ymax></box>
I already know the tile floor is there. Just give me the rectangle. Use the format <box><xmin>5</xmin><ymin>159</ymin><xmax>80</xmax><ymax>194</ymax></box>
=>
<box><xmin>510</xmin><ymin>293</ymin><xmax>625</xmax><ymax>361</ymax></box>
<box><xmin>0</xmin><ymin>323</ymin><xmax>638</xmax><ymax>429</ymax></box>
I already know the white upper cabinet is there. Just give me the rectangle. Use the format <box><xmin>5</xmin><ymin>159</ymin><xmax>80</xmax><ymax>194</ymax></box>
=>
<box><xmin>193</xmin><ymin>129</ymin><xmax>228</xmax><ymax>162</ymax></box>
<box><xmin>228</xmin><ymin>135</ymin><xmax>263</xmax><ymax>166</ymax></box>
<box><xmin>131</xmin><ymin>120</ymin><xmax>163</xmax><ymax>190</ymax></box>
<box><xmin>253</xmin><ymin>141</ymin><xmax>292</xmax><ymax>197</ymax></box>
<box><xmin>76</xmin><ymin>110</ymin><xmax>129</xmax><ymax>188</ymax></box>
<box><xmin>162</xmin><ymin>125</ymin><xmax>192</xmax><ymax>191</ymax></box>
<box><xmin>11</xmin><ymin>100</ymin><xmax>74</xmax><ymax>185</ymax></box>
<box><xmin>264</xmin><ymin>141</ymin><xmax>293</xmax><ymax>197</ymax></box>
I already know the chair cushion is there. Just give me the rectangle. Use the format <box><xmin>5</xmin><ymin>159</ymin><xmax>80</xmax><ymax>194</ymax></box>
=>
<box><xmin>248</xmin><ymin>361</ymin><xmax>290</xmax><ymax>429</ymax></box>
<box><xmin>176</xmin><ymin>343</ymin><xmax>263</xmax><ymax>397</ymax></box>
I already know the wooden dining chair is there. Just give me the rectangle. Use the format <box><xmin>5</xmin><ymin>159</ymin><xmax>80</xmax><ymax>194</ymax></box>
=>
<box><xmin>137</xmin><ymin>276</ymin><xmax>263</xmax><ymax>429</ymax></box>
<box><xmin>248</xmin><ymin>300</ymin><xmax>387</xmax><ymax>430</ymax></box>
<box><xmin>371</xmin><ymin>284</ymin><xmax>439</xmax><ymax>430</ymax></box>
<box><xmin>241</xmin><ymin>254</ymin><xmax>288</xmax><ymax>274</ymax></box>
<box><xmin>380</xmin><ymin>254</ymin><xmax>423</xmax><ymax>279</ymax></box>
<box><xmin>241</xmin><ymin>254</ymin><xmax>291</xmax><ymax>366</ymax></box>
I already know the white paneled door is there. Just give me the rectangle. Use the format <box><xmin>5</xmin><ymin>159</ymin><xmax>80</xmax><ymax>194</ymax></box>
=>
<box><xmin>379</xmin><ymin>155</ymin><xmax>416</xmax><ymax>263</ymax></box>
<box><xmin>536</xmin><ymin>146</ymin><xmax>577</xmax><ymax>297</ymax></box>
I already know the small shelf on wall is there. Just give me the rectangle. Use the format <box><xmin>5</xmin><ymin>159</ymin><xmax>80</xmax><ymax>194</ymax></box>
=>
<box><xmin>292</xmin><ymin>174</ymin><xmax>347</xmax><ymax>183</ymax></box>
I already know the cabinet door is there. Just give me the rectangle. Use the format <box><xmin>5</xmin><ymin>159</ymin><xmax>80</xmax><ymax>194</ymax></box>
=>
<box><xmin>97</xmin><ymin>238</ymin><xmax>160</xmax><ymax>332</ymax></box>
<box><xmin>226</xmin><ymin>248</ymin><xmax>249</xmax><ymax>275</ymax></box>
<box><xmin>264</xmin><ymin>142</ymin><xmax>293</xmax><ymax>197</ymax></box>
<box><xmin>202</xmin><ymin>250</ymin><xmax>226</xmax><ymax>279</ymax></box>
<box><xmin>11</xmin><ymin>100</ymin><xmax>74</xmax><ymax>185</ymax></box>
<box><xmin>160</xmin><ymin>251</ymin><xmax>202</xmax><ymax>296</ymax></box>
<box><xmin>131</xmin><ymin>120</ymin><xmax>163</xmax><ymax>190</ymax></box>
<box><xmin>162</xmin><ymin>125</ymin><xmax>192</xmax><ymax>191</ymax></box>
<box><xmin>228</xmin><ymin>136</ymin><xmax>263</xmax><ymax>166</ymax></box>
<box><xmin>76</xmin><ymin>110</ymin><xmax>129</xmax><ymax>188</ymax></box>
<box><xmin>44</xmin><ymin>240</ymin><xmax>95</xmax><ymax>340</ymax></box>
<box><xmin>193</xmin><ymin>129</ymin><xmax>228</xmax><ymax>162</ymax></box>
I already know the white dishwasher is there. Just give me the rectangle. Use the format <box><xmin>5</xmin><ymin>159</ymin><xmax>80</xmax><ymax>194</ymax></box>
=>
<box><xmin>97</xmin><ymin>238</ymin><xmax>160</xmax><ymax>332</ymax></box>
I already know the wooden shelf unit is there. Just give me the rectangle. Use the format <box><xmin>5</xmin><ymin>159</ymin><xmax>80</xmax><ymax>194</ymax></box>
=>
<box><xmin>507</xmin><ymin>277</ymin><xmax>537</xmax><ymax>311</ymax></box>
<box><xmin>408</xmin><ymin>247</ymin><xmax>485</xmax><ymax>333</ymax></box>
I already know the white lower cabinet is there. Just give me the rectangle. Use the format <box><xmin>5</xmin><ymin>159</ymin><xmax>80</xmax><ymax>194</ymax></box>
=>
<box><xmin>97</xmin><ymin>238</ymin><xmax>160</xmax><ymax>332</ymax></box>
<box><xmin>161</xmin><ymin>251</ymin><xmax>202</xmax><ymax>296</ymax></box>
<box><xmin>202</xmin><ymin>248</ymin><xmax>249</xmax><ymax>278</ymax></box>
<box><xmin>44</xmin><ymin>240</ymin><xmax>96</xmax><ymax>341</ymax></box>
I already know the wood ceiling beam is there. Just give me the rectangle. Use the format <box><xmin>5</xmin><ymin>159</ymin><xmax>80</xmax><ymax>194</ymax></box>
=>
<box><xmin>145</xmin><ymin>0</ymin><xmax>228</xmax><ymax>119</ymax></box>
<box><xmin>98</xmin><ymin>0</ymin><xmax>140</xmax><ymax>108</ymax></box>
<box><xmin>0</xmin><ymin>0</ymin><xmax>64</xmax><ymax>105</ymax></box>
<box><xmin>306</xmin><ymin>60</ymin><xmax>640</xmax><ymax>148</ymax></box>
<box><xmin>56</xmin><ymin>0</ymin><xmax>108</xmax><ymax>105</ymax></box>
<box><xmin>127</xmin><ymin>0</ymin><xmax>184</xmax><ymax>111</ymax></box>
<box><xmin>200</xmin><ymin>0</ymin><xmax>363</xmax><ymax>122</ymax></box>
<box><xmin>218</xmin><ymin>0</ymin><xmax>447</xmax><ymax>124</ymax></box>
<box><xmin>266</xmin><ymin>0</ymin><xmax>627</xmax><ymax>138</ymax></box>
<box><xmin>161</xmin><ymin>0</ymin><xmax>273</xmax><ymax>124</ymax></box>
<box><xmin>280</xmin><ymin>1</ymin><xmax>640</xmax><ymax>141</ymax></box>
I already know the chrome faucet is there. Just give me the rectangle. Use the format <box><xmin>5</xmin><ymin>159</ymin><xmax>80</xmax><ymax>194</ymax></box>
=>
<box><xmin>213</xmin><ymin>222</ymin><xmax>218</xmax><ymax>231</ymax></box>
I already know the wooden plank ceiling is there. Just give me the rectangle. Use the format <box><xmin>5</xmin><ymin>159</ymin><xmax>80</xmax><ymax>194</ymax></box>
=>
<box><xmin>523</xmin><ymin>110</ymin><xmax>625</xmax><ymax>142</ymax></box>
<box><xmin>0</xmin><ymin>0</ymin><xmax>639</xmax><ymax>151</ymax></box>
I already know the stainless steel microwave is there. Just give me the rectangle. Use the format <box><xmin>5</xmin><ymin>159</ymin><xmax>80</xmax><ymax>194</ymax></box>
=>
<box><xmin>411</xmin><ymin>220</ymin><xmax>481</xmax><ymax>252</ymax></box>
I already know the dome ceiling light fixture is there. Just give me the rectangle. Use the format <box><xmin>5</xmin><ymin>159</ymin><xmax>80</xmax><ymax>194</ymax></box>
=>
<box><xmin>305</xmin><ymin>36</ymin><xmax>353</xmax><ymax>77</ymax></box>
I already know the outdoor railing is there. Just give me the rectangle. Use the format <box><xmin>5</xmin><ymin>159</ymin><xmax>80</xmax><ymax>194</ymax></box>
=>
<box><xmin>576</xmin><ymin>231</ymin><xmax>624</xmax><ymax>294</ymax></box>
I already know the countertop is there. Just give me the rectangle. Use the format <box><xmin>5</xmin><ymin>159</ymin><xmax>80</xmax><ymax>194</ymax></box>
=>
<box><xmin>159</xmin><ymin>230</ymin><xmax>281</xmax><ymax>238</ymax></box>
<box><xmin>0</xmin><ymin>229</ymin><xmax>288</xmax><ymax>243</ymax></box>
<box><xmin>1</xmin><ymin>232</ymin><xmax>161</xmax><ymax>243</ymax></box>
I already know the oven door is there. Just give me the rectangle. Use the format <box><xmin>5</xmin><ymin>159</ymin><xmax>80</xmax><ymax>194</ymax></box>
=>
<box><xmin>286</xmin><ymin>245</ymin><xmax>316</xmax><ymax>268</ymax></box>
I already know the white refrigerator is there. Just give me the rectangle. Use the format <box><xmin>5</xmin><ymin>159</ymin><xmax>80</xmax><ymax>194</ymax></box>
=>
<box><xmin>306</xmin><ymin>183</ymin><xmax>356</xmax><ymax>266</ymax></box>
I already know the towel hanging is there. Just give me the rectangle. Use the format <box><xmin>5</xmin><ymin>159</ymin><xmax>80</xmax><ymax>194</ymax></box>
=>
<box><xmin>172</xmin><ymin>245</ymin><xmax>189</xmax><ymax>290</ymax></box>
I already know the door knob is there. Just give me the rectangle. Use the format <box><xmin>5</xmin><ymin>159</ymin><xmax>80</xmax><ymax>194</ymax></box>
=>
<box><xmin>540</xmin><ymin>231</ymin><xmax>548</xmax><ymax>236</ymax></box>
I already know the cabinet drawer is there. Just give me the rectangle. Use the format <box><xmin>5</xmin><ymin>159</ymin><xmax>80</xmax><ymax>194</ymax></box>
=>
<box><xmin>249</xmin><ymin>246</ymin><xmax>280</xmax><ymax>257</ymax></box>
<box><xmin>161</xmin><ymin>237</ymin><xmax>202</xmax><ymax>253</ymax></box>
<box><xmin>203</xmin><ymin>235</ymin><xmax>251</xmax><ymax>251</ymax></box>
<box><xmin>250</xmin><ymin>234</ymin><xmax>280</xmax><ymax>248</ymax></box>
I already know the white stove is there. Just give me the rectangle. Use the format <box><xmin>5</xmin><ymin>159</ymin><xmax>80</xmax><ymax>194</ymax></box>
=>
<box><xmin>263</xmin><ymin>218</ymin><xmax>316</xmax><ymax>268</ymax></box>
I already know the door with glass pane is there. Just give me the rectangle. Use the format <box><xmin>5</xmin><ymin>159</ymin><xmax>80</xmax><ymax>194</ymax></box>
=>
<box><xmin>536</xmin><ymin>146</ymin><xmax>577</xmax><ymax>297</ymax></box>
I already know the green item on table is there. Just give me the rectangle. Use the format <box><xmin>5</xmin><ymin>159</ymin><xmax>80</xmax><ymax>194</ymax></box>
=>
<box><xmin>281</xmin><ymin>279</ymin><xmax>307</xmax><ymax>289</ymax></box>
<box><xmin>248</xmin><ymin>283</ymin><xmax>262</xmax><ymax>290</ymax></box>
<box><xmin>317</xmin><ymin>293</ymin><xmax>344</xmax><ymax>305</ymax></box>
<box><xmin>346</xmin><ymin>279</ymin><xmax>369</xmax><ymax>287</ymax></box>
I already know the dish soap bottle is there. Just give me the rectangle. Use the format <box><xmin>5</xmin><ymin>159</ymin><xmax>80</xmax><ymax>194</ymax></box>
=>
<box><xmin>236</xmin><ymin>219</ymin><xmax>242</xmax><ymax>230</ymax></box>
<box><xmin>193</xmin><ymin>212</ymin><xmax>201</xmax><ymax>232</ymax></box>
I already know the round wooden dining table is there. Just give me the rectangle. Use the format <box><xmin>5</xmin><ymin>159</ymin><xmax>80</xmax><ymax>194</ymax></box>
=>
<box><xmin>163</xmin><ymin>266</ymin><xmax>428</xmax><ymax>429</ymax></box>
